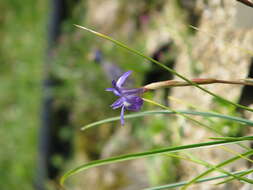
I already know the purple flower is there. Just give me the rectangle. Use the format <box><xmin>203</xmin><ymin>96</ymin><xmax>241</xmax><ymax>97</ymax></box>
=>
<box><xmin>106</xmin><ymin>71</ymin><xmax>144</xmax><ymax>125</ymax></box>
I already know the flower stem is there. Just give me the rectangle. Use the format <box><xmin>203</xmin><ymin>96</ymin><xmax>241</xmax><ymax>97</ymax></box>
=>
<box><xmin>237</xmin><ymin>0</ymin><xmax>253</xmax><ymax>8</ymax></box>
<box><xmin>143</xmin><ymin>78</ymin><xmax>253</xmax><ymax>90</ymax></box>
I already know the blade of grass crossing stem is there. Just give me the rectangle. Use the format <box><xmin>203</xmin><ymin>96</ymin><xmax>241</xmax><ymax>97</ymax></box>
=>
<box><xmin>166</xmin><ymin>154</ymin><xmax>244</xmax><ymax>180</ymax></box>
<box><xmin>220</xmin><ymin>146</ymin><xmax>253</xmax><ymax>163</ymax></box>
<box><xmin>81</xmin><ymin>110</ymin><xmax>253</xmax><ymax>131</ymax></box>
<box><xmin>215</xmin><ymin>146</ymin><xmax>253</xmax><ymax>185</ymax></box>
<box><xmin>181</xmin><ymin>149</ymin><xmax>253</xmax><ymax>190</ymax></box>
<box><xmin>144</xmin><ymin>169</ymin><xmax>253</xmax><ymax>190</ymax></box>
<box><xmin>165</xmin><ymin>152</ymin><xmax>251</xmax><ymax>185</ymax></box>
<box><xmin>216</xmin><ymin>169</ymin><xmax>253</xmax><ymax>185</ymax></box>
<box><xmin>75</xmin><ymin>25</ymin><xmax>253</xmax><ymax>112</ymax></box>
<box><xmin>60</xmin><ymin>137</ymin><xmax>253</xmax><ymax>185</ymax></box>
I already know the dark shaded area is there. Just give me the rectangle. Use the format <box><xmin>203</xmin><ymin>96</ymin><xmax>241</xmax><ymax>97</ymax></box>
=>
<box><xmin>144</xmin><ymin>43</ymin><xmax>174</xmax><ymax>84</ymax></box>
<box><xmin>36</xmin><ymin>0</ymin><xmax>79</xmax><ymax>189</ymax></box>
<box><xmin>238</xmin><ymin>58</ymin><xmax>253</xmax><ymax>164</ymax></box>
<box><xmin>47</xmin><ymin>0</ymin><xmax>79</xmax><ymax>48</ymax></box>
<box><xmin>238</xmin><ymin>58</ymin><xmax>253</xmax><ymax>107</ymax></box>
<box><xmin>178</xmin><ymin>0</ymin><xmax>202</xmax><ymax>29</ymax></box>
<box><xmin>48</xmin><ymin>104</ymin><xmax>72</xmax><ymax>179</ymax></box>
<box><xmin>135</xmin><ymin>0</ymin><xmax>166</xmax><ymax>30</ymax></box>
<box><xmin>143</xmin><ymin>42</ymin><xmax>175</xmax><ymax>105</ymax></box>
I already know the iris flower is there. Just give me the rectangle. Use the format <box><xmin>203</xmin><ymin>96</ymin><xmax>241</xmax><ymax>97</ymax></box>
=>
<box><xmin>106</xmin><ymin>71</ymin><xmax>144</xmax><ymax>125</ymax></box>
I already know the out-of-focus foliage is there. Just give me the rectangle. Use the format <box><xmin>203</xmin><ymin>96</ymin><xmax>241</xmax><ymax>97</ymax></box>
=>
<box><xmin>0</xmin><ymin>0</ymin><xmax>46</xmax><ymax>189</ymax></box>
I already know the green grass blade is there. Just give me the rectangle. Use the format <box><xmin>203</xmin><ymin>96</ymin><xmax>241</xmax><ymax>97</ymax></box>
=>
<box><xmin>60</xmin><ymin>137</ymin><xmax>253</xmax><ymax>185</ymax></box>
<box><xmin>210</xmin><ymin>136</ymin><xmax>253</xmax><ymax>141</ymax></box>
<box><xmin>165</xmin><ymin>153</ymin><xmax>250</xmax><ymax>185</ymax></box>
<box><xmin>144</xmin><ymin>169</ymin><xmax>253</xmax><ymax>190</ymax></box>
<box><xmin>81</xmin><ymin>110</ymin><xmax>253</xmax><ymax>131</ymax></box>
<box><xmin>181</xmin><ymin>149</ymin><xmax>253</xmax><ymax>190</ymax></box>
<box><xmin>216</xmin><ymin>169</ymin><xmax>253</xmax><ymax>185</ymax></box>
<box><xmin>220</xmin><ymin>145</ymin><xmax>253</xmax><ymax>164</ymax></box>
<box><xmin>213</xmin><ymin>146</ymin><xmax>253</xmax><ymax>185</ymax></box>
<box><xmin>75</xmin><ymin>25</ymin><xmax>253</xmax><ymax>112</ymax></box>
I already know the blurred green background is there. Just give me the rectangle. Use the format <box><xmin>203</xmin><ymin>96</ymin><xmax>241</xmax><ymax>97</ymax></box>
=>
<box><xmin>0</xmin><ymin>0</ymin><xmax>155</xmax><ymax>189</ymax></box>
<box><xmin>0</xmin><ymin>0</ymin><xmax>45</xmax><ymax>189</ymax></box>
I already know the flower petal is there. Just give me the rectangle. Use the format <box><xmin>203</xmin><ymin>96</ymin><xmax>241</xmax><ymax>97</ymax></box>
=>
<box><xmin>111</xmin><ymin>80</ymin><xmax>117</xmax><ymax>88</ymax></box>
<box><xmin>111</xmin><ymin>98</ymin><xmax>124</xmax><ymax>109</ymax></box>
<box><xmin>106</xmin><ymin>88</ymin><xmax>114</xmax><ymax>91</ymax></box>
<box><xmin>121</xmin><ymin>88</ymin><xmax>144</xmax><ymax>95</ymax></box>
<box><xmin>106</xmin><ymin>70</ymin><xmax>144</xmax><ymax>125</ymax></box>
<box><xmin>120</xmin><ymin>105</ymin><xmax>125</xmax><ymax>125</ymax></box>
<box><xmin>126</xmin><ymin>97</ymin><xmax>143</xmax><ymax>111</ymax></box>
<box><xmin>106</xmin><ymin>87</ymin><xmax>121</xmax><ymax>96</ymax></box>
<box><xmin>116</xmin><ymin>71</ymin><xmax>132</xmax><ymax>87</ymax></box>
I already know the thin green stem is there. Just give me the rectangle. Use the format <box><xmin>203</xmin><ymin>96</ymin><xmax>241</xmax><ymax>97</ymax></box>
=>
<box><xmin>143</xmin><ymin>78</ymin><xmax>253</xmax><ymax>90</ymax></box>
<box><xmin>237</xmin><ymin>0</ymin><xmax>253</xmax><ymax>8</ymax></box>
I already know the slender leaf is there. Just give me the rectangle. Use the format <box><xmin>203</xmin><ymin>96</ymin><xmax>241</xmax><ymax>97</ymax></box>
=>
<box><xmin>81</xmin><ymin>110</ymin><xmax>253</xmax><ymax>130</ymax></box>
<box><xmin>60</xmin><ymin>137</ymin><xmax>253</xmax><ymax>185</ymax></box>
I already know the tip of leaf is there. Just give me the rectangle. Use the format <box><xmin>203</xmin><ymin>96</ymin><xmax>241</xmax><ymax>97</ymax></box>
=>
<box><xmin>74</xmin><ymin>24</ymin><xmax>102</xmax><ymax>36</ymax></box>
<box><xmin>80</xmin><ymin>126</ymin><xmax>87</xmax><ymax>131</ymax></box>
<box><xmin>59</xmin><ymin>177</ymin><xmax>65</xmax><ymax>186</ymax></box>
<box><xmin>74</xmin><ymin>24</ymin><xmax>91</xmax><ymax>32</ymax></box>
